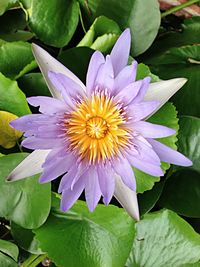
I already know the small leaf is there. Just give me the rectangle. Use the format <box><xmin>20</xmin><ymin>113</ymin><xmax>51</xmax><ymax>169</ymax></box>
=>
<box><xmin>0</xmin><ymin>9</ymin><xmax>33</xmax><ymax>41</ymax></box>
<box><xmin>0</xmin><ymin>41</ymin><xmax>37</xmax><ymax>79</ymax></box>
<box><xmin>0</xmin><ymin>239</ymin><xmax>18</xmax><ymax>261</ymax></box>
<box><xmin>0</xmin><ymin>73</ymin><xmax>31</xmax><ymax>116</ymax></box>
<box><xmin>0</xmin><ymin>0</ymin><xmax>18</xmax><ymax>15</ymax></box>
<box><xmin>127</xmin><ymin>209</ymin><xmax>200</xmax><ymax>267</ymax></box>
<box><xmin>78</xmin><ymin>16</ymin><xmax>121</xmax><ymax>53</ymax></box>
<box><xmin>0</xmin><ymin>239</ymin><xmax>18</xmax><ymax>267</ymax></box>
<box><xmin>136</xmin><ymin>63</ymin><xmax>159</xmax><ymax>82</ymax></box>
<box><xmin>0</xmin><ymin>111</ymin><xmax>22</xmax><ymax>149</ymax></box>
<box><xmin>34</xmin><ymin>197</ymin><xmax>135</xmax><ymax>267</ymax></box>
<box><xmin>0</xmin><ymin>153</ymin><xmax>51</xmax><ymax>228</ymax></box>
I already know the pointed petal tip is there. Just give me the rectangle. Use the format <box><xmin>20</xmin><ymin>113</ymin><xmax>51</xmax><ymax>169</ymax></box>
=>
<box><xmin>179</xmin><ymin>157</ymin><xmax>193</xmax><ymax>167</ymax></box>
<box><xmin>31</xmin><ymin>43</ymin><xmax>42</xmax><ymax>58</ymax></box>
<box><xmin>114</xmin><ymin>175</ymin><xmax>140</xmax><ymax>221</ymax></box>
<box><xmin>123</xmin><ymin>28</ymin><xmax>131</xmax><ymax>38</ymax></box>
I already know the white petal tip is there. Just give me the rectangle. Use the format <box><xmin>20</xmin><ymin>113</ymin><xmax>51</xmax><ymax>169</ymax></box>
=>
<box><xmin>145</xmin><ymin>77</ymin><xmax>188</xmax><ymax>115</ymax></box>
<box><xmin>114</xmin><ymin>175</ymin><xmax>140</xmax><ymax>221</ymax></box>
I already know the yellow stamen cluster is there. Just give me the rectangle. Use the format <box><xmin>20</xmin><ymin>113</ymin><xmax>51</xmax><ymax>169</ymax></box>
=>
<box><xmin>65</xmin><ymin>93</ymin><xmax>130</xmax><ymax>163</ymax></box>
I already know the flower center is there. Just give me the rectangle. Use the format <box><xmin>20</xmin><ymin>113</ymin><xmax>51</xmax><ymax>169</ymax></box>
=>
<box><xmin>65</xmin><ymin>93</ymin><xmax>130</xmax><ymax>163</ymax></box>
<box><xmin>86</xmin><ymin>117</ymin><xmax>108</xmax><ymax>139</ymax></box>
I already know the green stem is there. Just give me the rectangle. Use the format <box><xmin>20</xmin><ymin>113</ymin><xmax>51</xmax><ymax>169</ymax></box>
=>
<box><xmin>161</xmin><ymin>0</ymin><xmax>200</xmax><ymax>18</ymax></box>
<box><xmin>79</xmin><ymin>5</ymin><xmax>87</xmax><ymax>33</ymax></box>
<box><xmin>21</xmin><ymin>254</ymin><xmax>47</xmax><ymax>267</ymax></box>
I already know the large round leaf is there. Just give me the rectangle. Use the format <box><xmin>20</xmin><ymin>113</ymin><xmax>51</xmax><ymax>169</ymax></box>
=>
<box><xmin>21</xmin><ymin>0</ymin><xmax>79</xmax><ymax>47</ymax></box>
<box><xmin>0</xmin><ymin>153</ymin><xmax>51</xmax><ymax>228</ymax></box>
<box><xmin>0</xmin><ymin>73</ymin><xmax>31</xmax><ymax>116</ymax></box>
<box><xmin>148</xmin><ymin>45</ymin><xmax>200</xmax><ymax>117</ymax></box>
<box><xmin>159</xmin><ymin>116</ymin><xmax>200</xmax><ymax>217</ymax></box>
<box><xmin>79</xmin><ymin>0</ymin><xmax>161</xmax><ymax>56</ymax></box>
<box><xmin>34</xmin><ymin>197</ymin><xmax>135</xmax><ymax>267</ymax></box>
<box><xmin>0</xmin><ymin>239</ymin><xmax>18</xmax><ymax>267</ymax></box>
<box><xmin>127</xmin><ymin>209</ymin><xmax>200</xmax><ymax>267</ymax></box>
<box><xmin>0</xmin><ymin>41</ymin><xmax>37</xmax><ymax>79</ymax></box>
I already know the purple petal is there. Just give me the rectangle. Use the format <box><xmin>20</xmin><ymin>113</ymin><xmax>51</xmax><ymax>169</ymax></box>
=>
<box><xmin>10</xmin><ymin>114</ymin><xmax>48</xmax><ymax>132</ymax></box>
<box><xmin>115</xmin><ymin>80</ymin><xmax>142</xmax><ymax>105</ymax></box>
<box><xmin>128</xmin><ymin>101</ymin><xmax>160</xmax><ymax>121</ymax></box>
<box><xmin>48</xmin><ymin>71</ymin><xmax>85</xmax><ymax>109</ymax></box>
<box><xmin>97</xmin><ymin>163</ymin><xmax>115</xmax><ymax>205</ymax></box>
<box><xmin>132</xmin><ymin>121</ymin><xmax>176</xmax><ymax>138</ymax></box>
<box><xmin>21</xmin><ymin>136</ymin><xmax>63</xmax><ymax>149</ymax></box>
<box><xmin>131</xmin><ymin>137</ymin><xmax>161</xmax><ymax>165</ymax></box>
<box><xmin>11</xmin><ymin>114</ymin><xmax>62</xmax><ymax>138</ymax></box>
<box><xmin>114</xmin><ymin>61</ymin><xmax>137</xmax><ymax>94</ymax></box>
<box><xmin>148</xmin><ymin>139</ymin><xmax>193</xmax><ymax>167</ymax></box>
<box><xmin>86</xmin><ymin>51</ymin><xmax>105</xmax><ymax>96</ymax></box>
<box><xmin>58</xmin><ymin>167</ymin><xmax>77</xmax><ymax>193</ymax></box>
<box><xmin>27</xmin><ymin>96</ymin><xmax>67</xmax><ymax>114</ymax></box>
<box><xmin>85</xmin><ymin>166</ymin><xmax>102</xmax><ymax>212</ymax></box>
<box><xmin>94</xmin><ymin>55</ymin><xmax>114</xmax><ymax>92</ymax></box>
<box><xmin>36</xmin><ymin>125</ymin><xmax>63</xmax><ymax>138</ymax></box>
<box><xmin>32</xmin><ymin>43</ymin><xmax>86</xmax><ymax>100</ymax></box>
<box><xmin>61</xmin><ymin>176</ymin><xmax>86</xmax><ymax>212</ymax></box>
<box><xmin>112</xmin><ymin>156</ymin><xmax>136</xmax><ymax>191</ymax></box>
<box><xmin>58</xmin><ymin>162</ymin><xmax>87</xmax><ymax>193</ymax></box>
<box><xmin>42</xmin><ymin>147</ymin><xmax>68</xmax><ymax>167</ymax></box>
<box><xmin>39</xmin><ymin>153</ymin><xmax>75</xmax><ymax>183</ymax></box>
<box><xmin>110</xmin><ymin>29</ymin><xmax>131</xmax><ymax>76</ymax></box>
<box><xmin>132</xmin><ymin>77</ymin><xmax>151</xmax><ymax>103</ymax></box>
<box><xmin>128</xmin><ymin>155</ymin><xmax>164</xmax><ymax>177</ymax></box>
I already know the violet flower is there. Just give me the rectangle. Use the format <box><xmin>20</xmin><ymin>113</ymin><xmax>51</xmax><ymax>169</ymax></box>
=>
<box><xmin>8</xmin><ymin>29</ymin><xmax>192</xmax><ymax>221</ymax></box>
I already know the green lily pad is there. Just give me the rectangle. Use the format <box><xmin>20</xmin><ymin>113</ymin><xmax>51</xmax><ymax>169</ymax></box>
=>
<box><xmin>0</xmin><ymin>153</ymin><xmax>51</xmax><ymax>228</ymax></box>
<box><xmin>11</xmin><ymin>222</ymin><xmax>43</xmax><ymax>254</ymax></box>
<box><xmin>21</xmin><ymin>0</ymin><xmax>79</xmax><ymax>47</ymax></box>
<box><xmin>148</xmin><ymin>45</ymin><xmax>200</xmax><ymax>117</ymax></box>
<box><xmin>127</xmin><ymin>209</ymin><xmax>200</xmax><ymax>267</ymax></box>
<box><xmin>79</xmin><ymin>0</ymin><xmax>161</xmax><ymax>56</ymax></box>
<box><xmin>0</xmin><ymin>73</ymin><xmax>31</xmax><ymax>116</ymax></box>
<box><xmin>34</xmin><ymin>197</ymin><xmax>135</xmax><ymax>267</ymax></box>
<box><xmin>143</xmin><ymin>17</ymin><xmax>200</xmax><ymax>62</ymax></box>
<box><xmin>18</xmin><ymin>73</ymin><xmax>51</xmax><ymax>97</ymax></box>
<box><xmin>159</xmin><ymin>116</ymin><xmax>200</xmax><ymax>218</ymax></box>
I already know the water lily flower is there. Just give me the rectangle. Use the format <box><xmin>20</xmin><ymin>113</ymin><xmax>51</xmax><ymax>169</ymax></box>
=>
<box><xmin>8</xmin><ymin>29</ymin><xmax>192</xmax><ymax>221</ymax></box>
